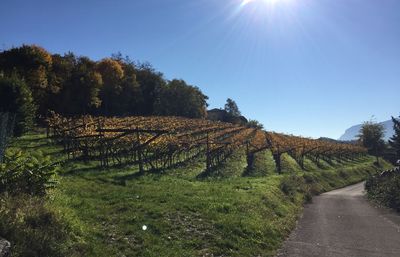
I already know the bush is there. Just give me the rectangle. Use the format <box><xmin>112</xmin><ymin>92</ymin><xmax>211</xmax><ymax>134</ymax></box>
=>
<box><xmin>246</xmin><ymin>119</ymin><xmax>264</xmax><ymax>129</ymax></box>
<box><xmin>338</xmin><ymin>169</ymin><xmax>349</xmax><ymax>179</ymax></box>
<box><xmin>280</xmin><ymin>175</ymin><xmax>305</xmax><ymax>201</ymax></box>
<box><xmin>366</xmin><ymin>172</ymin><xmax>400</xmax><ymax>212</ymax></box>
<box><xmin>0</xmin><ymin>195</ymin><xmax>77</xmax><ymax>257</ymax></box>
<box><xmin>0</xmin><ymin>149</ymin><xmax>85</xmax><ymax>257</ymax></box>
<box><xmin>302</xmin><ymin>173</ymin><xmax>323</xmax><ymax>196</ymax></box>
<box><xmin>0</xmin><ymin>148</ymin><xmax>58</xmax><ymax>196</ymax></box>
<box><xmin>303</xmin><ymin>173</ymin><xmax>316</xmax><ymax>184</ymax></box>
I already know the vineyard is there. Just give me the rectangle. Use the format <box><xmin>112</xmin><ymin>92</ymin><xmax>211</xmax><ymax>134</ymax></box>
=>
<box><xmin>46</xmin><ymin>113</ymin><xmax>367</xmax><ymax>174</ymax></box>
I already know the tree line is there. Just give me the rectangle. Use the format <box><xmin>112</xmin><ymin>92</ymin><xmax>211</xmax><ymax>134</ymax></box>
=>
<box><xmin>0</xmin><ymin>45</ymin><xmax>209</xmax><ymax>130</ymax></box>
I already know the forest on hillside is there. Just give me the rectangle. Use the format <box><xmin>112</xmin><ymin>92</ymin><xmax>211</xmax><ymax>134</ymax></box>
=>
<box><xmin>0</xmin><ymin>45</ymin><xmax>209</xmax><ymax>123</ymax></box>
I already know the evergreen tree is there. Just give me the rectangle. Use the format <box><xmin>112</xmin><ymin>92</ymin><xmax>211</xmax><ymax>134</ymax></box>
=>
<box><xmin>389</xmin><ymin>116</ymin><xmax>400</xmax><ymax>159</ymax></box>
<box><xmin>0</xmin><ymin>75</ymin><xmax>36</xmax><ymax>135</ymax></box>
<box><xmin>224</xmin><ymin>98</ymin><xmax>241</xmax><ymax>117</ymax></box>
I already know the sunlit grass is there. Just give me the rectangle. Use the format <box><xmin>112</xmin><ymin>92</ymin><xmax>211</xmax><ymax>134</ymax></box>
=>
<box><xmin>4</xmin><ymin>132</ymin><xmax>391</xmax><ymax>257</ymax></box>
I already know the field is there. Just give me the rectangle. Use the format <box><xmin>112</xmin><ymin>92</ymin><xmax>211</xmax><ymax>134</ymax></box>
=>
<box><xmin>4</xmin><ymin>123</ymin><xmax>391</xmax><ymax>257</ymax></box>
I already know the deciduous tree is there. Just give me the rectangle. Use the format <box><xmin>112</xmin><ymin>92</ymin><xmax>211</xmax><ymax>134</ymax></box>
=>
<box><xmin>0</xmin><ymin>45</ymin><xmax>52</xmax><ymax>115</ymax></box>
<box><xmin>135</xmin><ymin>63</ymin><xmax>165</xmax><ymax>115</ymax></box>
<box><xmin>96</xmin><ymin>58</ymin><xmax>124</xmax><ymax>115</ymax></box>
<box><xmin>358</xmin><ymin>121</ymin><xmax>386</xmax><ymax>165</ymax></box>
<box><xmin>155</xmin><ymin>79</ymin><xmax>208</xmax><ymax>118</ymax></box>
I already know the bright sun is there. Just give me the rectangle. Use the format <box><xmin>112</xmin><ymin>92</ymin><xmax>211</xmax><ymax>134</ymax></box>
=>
<box><xmin>241</xmin><ymin>0</ymin><xmax>282</xmax><ymax>6</ymax></box>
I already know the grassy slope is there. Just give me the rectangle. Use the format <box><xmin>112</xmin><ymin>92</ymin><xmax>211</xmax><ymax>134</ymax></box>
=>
<box><xmin>9</xmin><ymin>132</ymin><xmax>392</xmax><ymax>257</ymax></box>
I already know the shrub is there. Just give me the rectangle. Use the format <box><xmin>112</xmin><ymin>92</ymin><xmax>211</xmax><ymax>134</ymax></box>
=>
<box><xmin>280</xmin><ymin>175</ymin><xmax>305</xmax><ymax>201</ymax></box>
<box><xmin>246</xmin><ymin>119</ymin><xmax>264</xmax><ymax>129</ymax></box>
<box><xmin>0</xmin><ymin>148</ymin><xmax>85</xmax><ymax>257</ymax></box>
<box><xmin>303</xmin><ymin>173</ymin><xmax>316</xmax><ymax>184</ymax></box>
<box><xmin>0</xmin><ymin>195</ymin><xmax>77</xmax><ymax>257</ymax></box>
<box><xmin>0</xmin><ymin>148</ymin><xmax>58</xmax><ymax>196</ymax></box>
<box><xmin>304</xmin><ymin>190</ymin><xmax>313</xmax><ymax>203</ymax></box>
<box><xmin>302</xmin><ymin>174</ymin><xmax>324</xmax><ymax>195</ymax></box>
<box><xmin>366</xmin><ymin>172</ymin><xmax>400</xmax><ymax>212</ymax></box>
<box><xmin>338</xmin><ymin>169</ymin><xmax>349</xmax><ymax>179</ymax></box>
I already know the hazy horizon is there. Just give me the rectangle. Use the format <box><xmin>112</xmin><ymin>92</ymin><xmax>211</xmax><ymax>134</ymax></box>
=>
<box><xmin>1</xmin><ymin>0</ymin><xmax>399</xmax><ymax>138</ymax></box>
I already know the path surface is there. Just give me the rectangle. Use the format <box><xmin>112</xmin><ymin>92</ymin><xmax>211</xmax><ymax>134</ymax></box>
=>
<box><xmin>277</xmin><ymin>182</ymin><xmax>400</xmax><ymax>257</ymax></box>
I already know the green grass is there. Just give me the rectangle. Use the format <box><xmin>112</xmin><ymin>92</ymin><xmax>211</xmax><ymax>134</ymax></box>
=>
<box><xmin>280</xmin><ymin>153</ymin><xmax>302</xmax><ymax>173</ymax></box>
<box><xmin>244</xmin><ymin>150</ymin><xmax>276</xmax><ymax>177</ymax></box>
<box><xmin>4</xmin><ymin>132</ymin><xmax>392</xmax><ymax>257</ymax></box>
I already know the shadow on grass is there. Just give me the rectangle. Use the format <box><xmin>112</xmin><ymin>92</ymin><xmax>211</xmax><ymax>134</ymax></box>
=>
<box><xmin>109</xmin><ymin>155</ymin><xmax>206</xmax><ymax>183</ymax></box>
<box><xmin>111</xmin><ymin>164</ymin><xmax>180</xmax><ymax>183</ymax></box>
<box><xmin>112</xmin><ymin>171</ymin><xmax>145</xmax><ymax>183</ymax></box>
<box><xmin>196</xmin><ymin>163</ymin><xmax>236</xmax><ymax>180</ymax></box>
<box><xmin>61</xmin><ymin>165</ymin><xmax>103</xmax><ymax>176</ymax></box>
<box><xmin>21</xmin><ymin>142</ymin><xmax>53</xmax><ymax>149</ymax></box>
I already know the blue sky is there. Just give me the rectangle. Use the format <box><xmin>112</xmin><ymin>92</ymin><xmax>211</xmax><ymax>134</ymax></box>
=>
<box><xmin>1</xmin><ymin>0</ymin><xmax>399</xmax><ymax>139</ymax></box>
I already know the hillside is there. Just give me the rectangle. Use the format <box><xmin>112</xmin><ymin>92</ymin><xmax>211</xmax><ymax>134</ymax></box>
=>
<box><xmin>1</xmin><ymin>113</ymin><xmax>385</xmax><ymax>257</ymax></box>
<box><xmin>339</xmin><ymin>120</ymin><xmax>395</xmax><ymax>141</ymax></box>
<box><xmin>2</xmin><ymin>129</ymin><xmax>390</xmax><ymax>257</ymax></box>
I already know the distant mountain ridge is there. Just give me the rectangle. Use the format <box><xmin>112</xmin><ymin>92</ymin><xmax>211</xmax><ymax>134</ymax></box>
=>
<box><xmin>339</xmin><ymin>120</ymin><xmax>395</xmax><ymax>141</ymax></box>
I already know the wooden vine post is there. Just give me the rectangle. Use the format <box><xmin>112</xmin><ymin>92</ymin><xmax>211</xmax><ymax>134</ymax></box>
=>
<box><xmin>275</xmin><ymin>145</ymin><xmax>282</xmax><ymax>174</ymax></box>
<box><xmin>136</xmin><ymin>127</ymin><xmax>144</xmax><ymax>174</ymax></box>
<box><xmin>246</xmin><ymin>141</ymin><xmax>255</xmax><ymax>171</ymax></box>
<box><xmin>98</xmin><ymin>118</ymin><xmax>105</xmax><ymax>167</ymax></box>
<box><xmin>206</xmin><ymin>131</ymin><xmax>211</xmax><ymax>172</ymax></box>
<box><xmin>299</xmin><ymin>143</ymin><xmax>305</xmax><ymax>170</ymax></box>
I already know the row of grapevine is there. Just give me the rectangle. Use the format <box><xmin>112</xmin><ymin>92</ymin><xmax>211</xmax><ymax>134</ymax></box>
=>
<box><xmin>264</xmin><ymin>132</ymin><xmax>366</xmax><ymax>172</ymax></box>
<box><xmin>46</xmin><ymin>113</ymin><xmax>367</xmax><ymax>174</ymax></box>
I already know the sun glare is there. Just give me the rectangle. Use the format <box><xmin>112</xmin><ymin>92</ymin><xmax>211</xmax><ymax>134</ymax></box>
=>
<box><xmin>241</xmin><ymin>0</ymin><xmax>284</xmax><ymax>7</ymax></box>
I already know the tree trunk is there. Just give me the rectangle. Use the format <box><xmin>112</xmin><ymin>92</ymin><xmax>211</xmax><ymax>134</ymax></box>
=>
<box><xmin>273</xmin><ymin>153</ymin><xmax>282</xmax><ymax>174</ymax></box>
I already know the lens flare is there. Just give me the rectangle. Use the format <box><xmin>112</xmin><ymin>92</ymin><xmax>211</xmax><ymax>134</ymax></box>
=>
<box><xmin>241</xmin><ymin>0</ymin><xmax>284</xmax><ymax>6</ymax></box>
<box><xmin>241</xmin><ymin>0</ymin><xmax>253</xmax><ymax>6</ymax></box>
